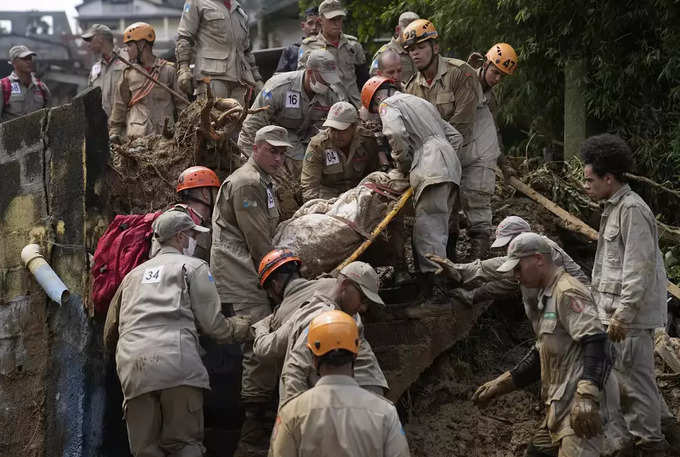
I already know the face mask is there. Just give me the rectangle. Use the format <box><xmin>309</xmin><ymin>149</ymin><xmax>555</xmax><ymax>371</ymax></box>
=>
<box><xmin>183</xmin><ymin>235</ymin><xmax>197</xmax><ymax>257</ymax></box>
<box><xmin>310</xmin><ymin>79</ymin><xmax>329</xmax><ymax>95</ymax></box>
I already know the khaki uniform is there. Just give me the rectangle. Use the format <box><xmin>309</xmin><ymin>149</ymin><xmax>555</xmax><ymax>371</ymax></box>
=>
<box><xmin>211</xmin><ymin>156</ymin><xmax>279</xmax><ymax>402</ymax></box>
<box><xmin>298</xmin><ymin>33</ymin><xmax>366</xmax><ymax>107</ymax></box>
<box><xmin>404</xmin><ymin>55</ymin><xmax>480</xmax><ymax>144</ymax></box>
<box><xmin>369</xmin><ymin>37</ymin><xmax>416</xmax><ymax>82</ymax></box>
<box><xmin>150</xmin><ymin>204</ymin><xmax>211</xmax><ymax>262</ymax></box>
<box><xmin>88</xmin><ymin>49</ymin><xmax>127</xmax><ymax>117</ymax></box>
<box><xmin>0</xmin><ymin>71</ymin><xmax>50</xmax><ymax>122</ymax></box>
<box><xmin>277</xmin><ymin>288</ymin><xmax>389</xmax><ymax>408</ymax></box>
<box><xmin>103</xmin><ymin>246</ymin><xmax>245</xmax><ymax>456</ymax></box>
<box><xmin>176</xmin><ymin>0</ymin><xmax>261</xmax><ymax>101</ymax></box>
<box><xmin>379</xmin><ymin>92</ymin><xmax>463</xmax><ymax>273</ymax></box>
<box><xmin>592</xmin><ymin>184</ymin><xmax>667</xmax><ymax>446</ymax></box>
<box><xmin>527</xmin><ymin>268</ymin><xmax>609</xmax><ymax>456</ymax></box>
<box><xmin>300</xmin><ymin>126</ymin><xmax>379</xmax><ymax>201</ymax></box>
<box><xmin>237</xmin><ymin>70</ymin><xmax>342</xmax><ymax>218</ymax></box>
<box><xmin>109</xmin><ymin>57</ymin><xmax>187</xmax><ymax>138</ymax></box>
<box><xmin>269</xmin><ymin>375</ymin><xmax>410</xmax><ymax>457</ymax></box>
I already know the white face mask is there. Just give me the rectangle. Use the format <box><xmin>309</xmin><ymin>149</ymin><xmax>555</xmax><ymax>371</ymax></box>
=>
<box><xmin>310</xmin><ymin>79</ymin><xmax>329</xmax><ymax>95</ymax></box>
<box><xmin>183</xmin><ymin>235</ymin><xmax>197</xmax><ymax>257</ymax></box>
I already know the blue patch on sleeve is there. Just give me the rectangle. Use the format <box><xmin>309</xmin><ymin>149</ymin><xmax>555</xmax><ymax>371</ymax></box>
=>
<box><xmin>370</xmin><ymin>59</ymin><xmax>378</xmax><ymax>72</ymax></box>
<box><xmin>184</xmin><ymin>2</ymin><xmax>190</xmax><ymax>12</ymax></box>
<box><xmin>263</xmin><ymin>89</ymin><xmax>272</xmax><ymax>101</ymax></box>
<box><xmin>298</xmin><ymin>47</ymin><xmax>304</xmax><ymax>59</ymax></box>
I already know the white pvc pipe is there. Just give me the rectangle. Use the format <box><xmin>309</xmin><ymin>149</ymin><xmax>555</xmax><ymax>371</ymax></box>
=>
<box><xmin>21</xmin><ymin>244</ymin><xmax>70</xmax><ymax>305</ymax></box>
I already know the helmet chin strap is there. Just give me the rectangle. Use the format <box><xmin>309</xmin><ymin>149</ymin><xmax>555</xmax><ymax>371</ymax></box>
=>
<box><xmin>480</xmin><ymin>61</ymin><xmax>491</xmax><ymax>92</ymax></box>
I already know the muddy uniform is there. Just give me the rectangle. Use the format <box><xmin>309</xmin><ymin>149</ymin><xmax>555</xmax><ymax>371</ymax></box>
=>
<box><xmin>269</xmin><ymin>375</ymin><xmax>410</xmax><ymax>457</ymax></box>
<box><xmin>591</xmin><ymin>184</ymin><xmax>668</xmax><ymax>448</ymax></box>
<box><xmin>103</xmin><ymin>246</ymin><xmax>247</xmax><ymax>457</ymax></box>
<box><xmin>109</xmin><ymin>57</ymin><xmax>187</xmax><ymax>139</ymax></box>
<box><xmin>150</xmin><ymin>204</ymin><xmax>211</xmax><ymax>262</ymax></box>
<box><xmin>238</xmin><ymin>70</ymin><xmax>340</xmax><ymax>218</ymax></box>
<box><xmin>369</xmin><ymin>37</ymin><xmax>415</xmax><ymax>82</ymax></box>
<box><xmin>378</xmin><ymin>92</ymin><xmax>462</xmax><ymax>273</ymax></box>
<box><xmin>88</xmin><ymin>48</ymin><xmax>127</xmax><ymax>117</ymax></box>
<box><xmin>298</xmin><ymin>33</ymin><xmax>365</xmax><ymax>107</ymax></box>
<box><xmin>277</xmin><ymin>288</ymin><xmax>388</xmax><ymax>408</ymax></box>
<box><xmin>522</xmin><ymin>268</ymin><xmax>610</xmax><ymax>456</ymax></box>
<box><xmin>211</xmin><ymin>156</ymin><xmax>279</xmax><ymax>403</ymax></box>
<box><xmin>0</xmin><ymin>71</ymin><xmax>50</xmax><ymax>122</ymax></box>
<box><xmin>300</xmin><ymin>126</ymin><xmax>379</xmax><ymax>201</ymax></box>
<box><xmin>176</xmin><ymin>0</ymin><xmax>262</xmax><ymax>102</ymax></box>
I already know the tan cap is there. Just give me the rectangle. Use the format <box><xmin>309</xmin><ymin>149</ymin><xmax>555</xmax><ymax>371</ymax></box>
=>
<box><xmin>497</xmin><ymin>232</ymin><xmax>552</xmax><ymax>273</ymax></box>
<box><xmin>82</xmin><ymin>24</ymin><xmax>114</xmax><ymax>40</ymax></box>
<box><xmin>398</xmin><ymin>11</ymin><xmax>420</xmax><ymax>28</ymax></box>
<box><xmin>307</xmin><ymin>49</ymin><xmax>341</xmax><ymax>85</ymax></box>
<box><xmin>319</xmin><ymin>0</ymin><xmax>346</xmax><ymax>19</ymax></box>
<box><xmin>9</xmin><ymin>45</ymin><xmax>36</xmax><ymax>61</ymax></box>
<box><xmin>340</xmin><ymin>261</ymin><xmax>384</xmax><ymax>305</ymax></box>
<box><xmin>154</xmin><ymin>211</ymin><xmax>210</xmax><ymax>242</ymax></box>
<box><xmin>323</xmin><ymin>101</ymin><xmax>358</xmax><ymax>130</ymax></box>
<box><xmin>490</xmin><ymin>216</ymin><xmax>531</xmax><ymax>248</ymax></box>
<box><xmin>255</xmin><ymin>125</ymin><xmax>293</xmax><ymax>148</ymax></box>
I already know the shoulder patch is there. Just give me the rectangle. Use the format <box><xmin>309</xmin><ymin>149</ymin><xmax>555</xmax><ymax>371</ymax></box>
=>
<box><xmin>183</xmin><ymin>2</ymin><xmax>190</xmax><ymax>12</ymax></box>
<box><xmin>242</xmin><ymin>199</ymin><xmax>258</xmax><ymax>208</ymax></box>
<box><xmin>568</xmin><ymin>296</ymin><xmax>584</xmax><ymax>313</ymax></box>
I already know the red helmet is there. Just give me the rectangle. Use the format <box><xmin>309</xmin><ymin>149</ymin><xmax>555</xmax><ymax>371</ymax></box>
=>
<box><xmin>258</xmin><ymin>248</ymin><xmax>302</xmax><ymax>286</ymax></box>
<box><xmin>361</xmin><ymin>76</ymin><xmax>394</xmax><ymax>111</ymax></box>
<box><xmin>176</xmin><ymin>166</ymin><xmax>220</xmax><ymax>193</ymax></box>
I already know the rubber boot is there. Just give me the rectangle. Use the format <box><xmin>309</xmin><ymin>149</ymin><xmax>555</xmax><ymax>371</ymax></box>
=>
<box><xmin>524</xmin><ymin>443</ymin><xmax>557</xmax><ymax>457</ymax></box>
<box><xmin>446</xmin><ymin>233</ymin><xmax>458</xmax><ymax>262</ymax></box>
<box><xmin>467</xmin><ymin>231</ymin><xmax>490</xmax><ymax>261</ymax></box>
<box><xmin>233</xmin><ymin>403</ymin><xmax>274</xmax><ymax>457</ymax></box>
<box><xmin>662</xmin><ymin>417</ymin><xmax>680</xmax><ymax>455</ymax></box>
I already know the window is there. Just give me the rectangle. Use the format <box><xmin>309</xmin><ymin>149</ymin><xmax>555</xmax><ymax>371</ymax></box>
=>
<box><xmin>0</xmin><ymin>20</ymin><xmax>11</xmax><ymax>34</ymax></box>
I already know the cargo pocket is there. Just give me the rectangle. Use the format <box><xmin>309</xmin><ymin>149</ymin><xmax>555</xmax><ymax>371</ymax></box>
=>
<box><xmin>186</xmin><ymin>390</ymin><xmax>204</xmax><ymax>440</ymax></box>
<box><xmin>435</xmin><ymin>91</ymin><xmax>455</xmax><ymax>120</ymax></box>
<box><xmin>603</xmin><ymin>223</ymin><xmax>622</xmax><ymax>265</ymax></box>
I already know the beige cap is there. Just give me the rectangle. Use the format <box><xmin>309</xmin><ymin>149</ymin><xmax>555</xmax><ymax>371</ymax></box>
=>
<box><xmin>491</xmin><ymin>215</ymin><xmax>531</xmax><ymax>248</ymax></box>
<box><xmin>255</xmin><ymin>125</ymin><xmax>293</xmax><ymax>148</ymax></box>
<box><xmin>9</xmin><ymin>45</ymin><xmax>36</xmax><ymax>61</ymax></box>
<box><xmin>497</xmin><ymin>232</ymin><xmax>552</xmax><ymax>273</ymax></box>
<box><xmin>398</xmin><ymin>11</ymin><xmax>420</xmax><ymax>28</ymax></box>
<box><xmin>340</xmin><ymin>261</ymin><xmax>384</xmax><ymax>305</ymax></box>
<box><xmin>154</xmin><ymin>211</ymin><xmax>210</xmax><ymax>242</ymax></box>
<box><xmin>82</xmin><ymin>24</ymin><xmax>114</xmax><ymax>40</ymax></box>
<box><xmin>323</xmin><ymin>102</ymin><xmax>358</xmax><ymax>130</ymax></box>
<box><xmin>319</xmin><ymin>0</ymin><xmax>346</xmax><ymax>19</ymax></box>
<box><xmin>307</xmin><ymin>49</ymin><xmax>341</xmax><ymax>85</ymax></box>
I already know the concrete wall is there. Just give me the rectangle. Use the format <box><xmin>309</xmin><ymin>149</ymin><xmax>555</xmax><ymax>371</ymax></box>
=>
<box><xmin>0</xmin><ymin>88</ymin><xmax>110</xmax><ymax>457</ymax></box>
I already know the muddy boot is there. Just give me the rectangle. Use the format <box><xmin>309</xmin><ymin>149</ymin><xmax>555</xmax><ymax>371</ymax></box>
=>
<box><xmin>405</xmin><ymin>273</ymin><xmax>451</xmax><ymax>319</ymax></box>
<box><xmin>446</xmin><ymin>233</ymin><xmax>458</xmax><ymax>262</ymax></box>
<box><xmin>467</xmin><ymin>231</ymin><xmax>490</xmax><ymax>261</ymax></box>
<box><xmin>662</xmin><ymin>417</ymin><xmax>680</xmax><ymax>455</ymax></box>
<box><xmin>524</xmin><ymin>443</ymin><xmax>557</xmax><ymax>457</ymax></box>
<box><xmin>233</xmin><ymin>403</ymin><xmax>274</xmax><ymax>457</ymax></box>
<box><xmin>633</xmin><ymin>440</ymin><xmax>669</xmax><ymax>457</ymax></box>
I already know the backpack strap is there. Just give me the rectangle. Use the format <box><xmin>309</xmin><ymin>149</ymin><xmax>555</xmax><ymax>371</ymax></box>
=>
<box><xmin>1</xmin><ymin>77</ymin><xmax>11</xmax><ymax>106</ymax></box>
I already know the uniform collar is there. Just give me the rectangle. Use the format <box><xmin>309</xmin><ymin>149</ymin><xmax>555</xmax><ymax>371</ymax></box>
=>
<box><xmin>284</xmin><ymin>278</ymin><xmax>310</xmax><ymax>296</ymax></box>
<box><xmin>9</xmin><ymin>71</ymin><xmax>39</xmax><ymax>87</ymax></box>
<box><xmin>538</xmin><ymin>267</ymin><xmax>565</xmax><ymax>299</ymax></box>
<box><xmin>603</xmin><ymin>184</ymin><xmax>631</xmax><ymax>208</ymax></box>
<box><xmin>246</xmin><ymin>156</ymin><xmax>273</xmax><ymax>185</ymax></box>
<box><xmin>317</xmin><ymin>32</ymin><xmax>348</xmax><ymax>48</ymax></box>
<box><xmin>158</xmin><ymin>245</ymin><xmax>182</xmax><ymax>255</ymax></box>
<box><xmin>315</xmin><ymin>374</ymin><xmax>358</xmax><ymax>387</ymax></box>
<box><xmin>415</xmin><ymin>55</ymin><xmax>448</xmax><ymax>88</ymax></box>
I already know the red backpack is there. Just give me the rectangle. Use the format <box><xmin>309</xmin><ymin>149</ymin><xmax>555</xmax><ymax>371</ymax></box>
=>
<box><xmin>1</xmin><ymin>76</ymin><xmax>48</xmax><ymax>105</ymax></box>
<box><xmin>91</xmin><ymin>212</ymin><xmax>162</xmax><ymax>314</ymax></box>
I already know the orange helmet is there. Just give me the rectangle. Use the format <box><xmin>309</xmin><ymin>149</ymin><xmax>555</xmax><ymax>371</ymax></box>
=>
<box><xmin>258</xmin><ymin>248</ymin><xmax>301</xmax><ymax>287</ymax></box>
<box><xmin>307</xmin><ymin>310</ymin><xmax>359</xmax><ymax>357</ymax></box>
<box><xmin>361</xmin><ymin>76</ymin><xmax>393</xmax><ymax>110</ymax></box>
<box><xmin>123</xmin><ymin>22</ymin><xmax>156</xmax><ymax>44</ymax></box>
<box><xmin>486</xmin><ymin>43</ymin><xmax>518</xmax><ymax>75</ymax></box>
<box><xmin>176</xmin><ymin>166</ymin><xmax>221</xmax><ymax>192</ymax></box>
<box><xmin>402</xmin><ymin>19</ymin><xmax>438</xmax><ymax>50</ymax></box>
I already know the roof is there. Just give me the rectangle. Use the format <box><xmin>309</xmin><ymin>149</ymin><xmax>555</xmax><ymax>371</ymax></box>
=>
<box><xmin>75</xmin><ymin>0</ymin><xmax>182</xmax><ymax>20</ymax></box>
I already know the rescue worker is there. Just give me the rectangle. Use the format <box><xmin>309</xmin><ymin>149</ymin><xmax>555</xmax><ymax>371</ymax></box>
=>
<box><xmin>374</xmin><ymin>49</ymin><xmax>404</xmax><ymax>89</ymax></box>
<box><xmin>103</xmin><ymin>211</ymin><xmax>251</xmax><ymax>457</ymax></box>
<box><xmin>81</xmin><ymin>24</ymin><xmax>127</xmax><ymax>117</ymax></box>
<box><xmin>278</xmin><ymin>261</ymin><xmax>389</xmax><ymax>407</ymax></box>
<box><xmin>473</xmin><ymin>232</ymin><xmax>614</xmax><ymax>457</ymax></box>
<box><xmin>176</xmin><ymin>0</ymin><xmax>263</xmax><ymax>103</ymax></box>
<box><xmin>109</xmin><ymin>22</ymin><xmax>187</xmax><ymax>144</ymax></box>
<box><xmin>238</xmin><ymin>49</ymin><xmax>343</xmax><ymax>219</ymax></box>
<box><xmin>298</xmin><ymin>0</ymin><xmax>368</xmax><ymax>108</ymax></box>
<box><xmin>300</xmin><ymin>101</ymin><xmax>379</xmax><ymax>201</ymax></box>
<box><xmin>369</xmin><ymin>11</ymin><xmax>419</xmax><ymax>81</ymax></box>
<box><xmin>269</xmin><ymin>310</ymin><xmax>410</xmax><ymax>457</ymax></box>
<box><xmin>275</xmin><ymin>7</ymin><xmax>320</xmax><ymax>73</ymax></box>
<box><xmin>581</xmin><ymin>133</ymin><xmax>670</xmax><ymax>455</ymax></box>
<box><xmin>467</xmin><ymin>43</ymin><xmax>519</xmax><ymax>179</ymax></box>
<box><xmin>426</xmin><ymin>215</ymin><xmax>588</xmax><ymax>307</ymax></box>
<box><xmin>361</xmin><ymin>76</ymin><xmax>463</xmax><ymax>307</ymax></box>
<box><xmin>150</xmin><ymin>166</ymin><xmax>221</xmax><ymax>262</ymax></box>
<box><xmin>210</xmin><ymin>125</ymin><xmax>290</xmax><ymax>450</ymax></box>
<box><xmin>0</xmin><ymin>45</ymin><xmax>50</xmax><ymax>123</ymax></box>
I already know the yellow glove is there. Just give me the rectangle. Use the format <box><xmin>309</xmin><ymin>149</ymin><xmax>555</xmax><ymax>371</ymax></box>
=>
<box><xmin>607</xmin><ymin>318</ymin><xmax>628</xmax><ymax>342</ymax></box>
<box><xmin>570</xmin><ymin>380</ymin><xmax>603</xmax><ymax>438</ymax></box>
<box><xmin>472</xmin><ymin>371</ymin><xmax>515</xmax><ymax>407</ymax></box>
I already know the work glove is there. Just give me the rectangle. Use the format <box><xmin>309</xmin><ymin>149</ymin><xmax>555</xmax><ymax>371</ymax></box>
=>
<box><xmin>607</xmin><ymin>317</ymin><xmax>628</xmax><ymax>342</ymax></box>
<box><xmin>177</xmin><ymin>64</ymin><xmax>194</xmax><ymax>97</ymax></box>
<box><xmin>570</xmin><ymin>380</ymin><xmax>603</xmax><ymax>439</ymax></box>
<box><xmin>231</xmin><ymin>316</ymin><xmax>254</xmax><ymax>343</ymax></box>
<box><xmin>251</xmin><ymin>314</ymin><xmax>272</xmax><ymax>339</ymax></box>
<box><xmin>426</xmin><ymin>254</ymin><xmax>463</xmax><ymax>283</ymax></box>
<box><xmin>109</xmin><ymin>133</ymin><xmax>122</xmax><ymax>145</ymax></box>
<box><xmin>471</xmin><ymin>371</ymin><xmax>515</xmax><ymax>407</ymax></box>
